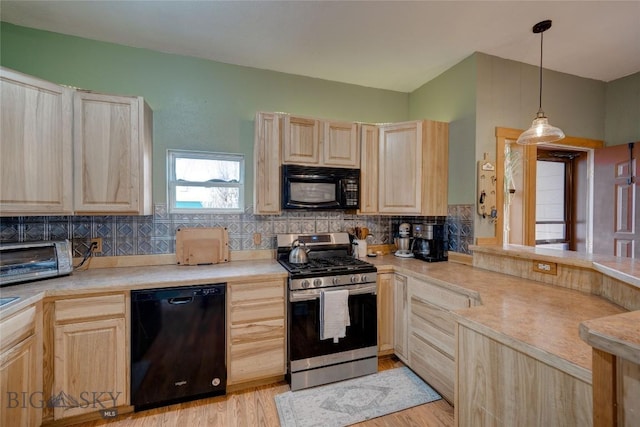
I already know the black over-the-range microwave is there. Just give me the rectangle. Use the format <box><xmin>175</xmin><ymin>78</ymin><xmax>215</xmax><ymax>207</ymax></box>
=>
<box><xmin>281</xmin><ymin>165</ymin><xmax>360</xmax><ymax>210</ymax></box>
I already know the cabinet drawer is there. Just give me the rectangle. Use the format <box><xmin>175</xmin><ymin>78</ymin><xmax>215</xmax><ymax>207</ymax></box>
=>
<box><xmin>411</xmin><ymin>296</ymin><xmax>456</xmax><ymax>336</ymax></box>
<box><xmin>229</xmin><ymin>337</ymin><xmax>285</xmax><ymax>384</ymax></box>
<box><xmin>410</xmin><ymin>278</ymin><xmax>470</xmax><ymax>310</ymax></box>
<box><xmin>229</xmin><ymin>281</ymin><xmax>284</xmax><ymax>304</ymax></box>
<box><xmin>411</xmin><ymin>301</ymin><xmax>455</xmax><ymax>358</ymax></box>
<box><xmin>230</xmin><ymin>300</ymin><xmax>284</xmax><ymax>323</ymax></box>
<box><xmin>55</xmin><ymin>294</ymin><xmax>125</xmax><ymax>323</ymax></box>
<box><xmin>410</xmin><ymin>332</ymin><xmax>454</xmax><ymax>403</ymax></box>
<box><xmin>0</xmin><ymin>306</ymin><xmax>36</xmax><ymax>353</ymax></box>
<box><xmin>230</xmin><ymin>318</ymin><xmax>284</xmax><ymax>344</ymax></box>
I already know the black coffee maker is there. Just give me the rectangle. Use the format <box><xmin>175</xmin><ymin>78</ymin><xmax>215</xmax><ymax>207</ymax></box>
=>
<box><xmin>411</xmin><ymin>223</ymin><xmax>448</xmax><ymax>262</ymax></box>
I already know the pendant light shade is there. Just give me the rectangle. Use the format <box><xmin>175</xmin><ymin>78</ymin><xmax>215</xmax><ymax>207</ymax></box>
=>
<box><xmin>517</xmin><ymin>20</ymin><xmax>565</xmax><ymax>145</ymax></box>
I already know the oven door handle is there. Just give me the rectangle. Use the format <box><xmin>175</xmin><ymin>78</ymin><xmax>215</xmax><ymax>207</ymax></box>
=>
<box><xmin>289</xmin><ymin>283</ymin><xmax>377</xmax><ymax>302</ymax></box>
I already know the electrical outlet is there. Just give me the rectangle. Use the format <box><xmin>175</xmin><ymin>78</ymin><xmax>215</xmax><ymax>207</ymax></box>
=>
<box><xmin>253</xmin><ymin>233</ymin><xmax>262</xmax><ymax>246</ymax></box>
<box><xmin>532</xmin><ymin>260</ymin><xmax>557</xmax><ymax>275</ymax></box>
<box><xmin>90</xmin><ymin>238</ymin><xmax>103</xmax><ymax>254</ymax></box>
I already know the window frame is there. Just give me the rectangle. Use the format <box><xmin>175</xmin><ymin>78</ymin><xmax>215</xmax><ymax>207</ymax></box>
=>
<box><xmin>535</xmin><ymin>152</ymin><xmax>574</xmax><ymax>247</ymax></box>
<box><xmin>167</xmin><ymin>149</ymin><xmax>245</xmax><ymax>214</ymax></box>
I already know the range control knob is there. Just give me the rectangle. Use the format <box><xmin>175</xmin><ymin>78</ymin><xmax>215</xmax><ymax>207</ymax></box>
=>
<box><xmin>361</xmin><ymin>275</ymin><xmax>368</xmax><ymax>283</ymax></box>
<box><xmin>313</xmin><ymin>278</ymin><xmax>322</xmax><ymax>287</ymax></box>
<box><xmin>300</xmin><ymin>280</ymin><xmax>310</xmax><ymax>289</ymax></box>
<box><xmin>350</xmin><ymin>275</ymin><xmax>359</xmax><ymax>283</ymax></box>
<box><xmin>332</xmin><ymin>277</ymin><xmax>340</xmax><ymax>285</ymax></box>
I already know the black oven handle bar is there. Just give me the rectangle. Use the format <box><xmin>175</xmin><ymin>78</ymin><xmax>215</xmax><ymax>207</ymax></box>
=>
<box><xmin>289</xmin><ymin>282</ymin><xmax>377</xmax><ymax>302</ymax></box>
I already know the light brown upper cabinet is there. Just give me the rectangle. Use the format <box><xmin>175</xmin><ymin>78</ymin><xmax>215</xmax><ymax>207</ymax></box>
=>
<box><xmin>254</xmin><ymin>112</ymin><xmax>282</xmax><ymax>215</ymax></box>
<box><xmin>0</xmin><ymin>67</ymin><xmax>74</xmax><ymax>215</ymax></box>
<box><xmin>74</xmin><ymin>91</ymin><xmax>153</xmax><ymax>215</ymax></box>
<box><xmin>364</xmin><ymin>119</ymin><xmax>448</xmax><ymax>215</ymax></box>
<box><xmin>359</xmin><ymin>124</ymin><xmax>380</xmax><ymax>214</ymax></box>
<box><xmin>282</xmin><ymin>115</ymin><xmax>360</xmax><ymax>168</ymax></box>
<box><xmin>322</xmin><ymin>120</ymin><xmax>360</xmax><ymax>167</ymax></box>
<box><xmin>0</xmin><ymin>67</ymin><xmax>153</xmax><ymax>216</ymax></box>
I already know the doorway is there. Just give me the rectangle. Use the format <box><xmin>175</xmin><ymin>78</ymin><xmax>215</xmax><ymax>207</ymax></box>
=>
<box><xmin>535</xmin><ymin>149</ymin><xmax>587</xmax><ymax>251</ymax></box>
<box><xmin>493</xmin><ymin>127</ymin><xmax>604</xmax><ymax>252</ymax></box>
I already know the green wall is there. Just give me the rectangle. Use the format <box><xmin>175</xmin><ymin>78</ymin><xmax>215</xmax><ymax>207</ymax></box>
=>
<box><xmin>409</xmin><ymin>55</ymin><xmax>477</xmax><ymax>205</ymax></box>
<box><xmin>0</xmin><ymin>22</ymin><xmax>409</xmax><ymax>206</ymax></box>
<box><xmin>604</xmin><ymin>71</ymin><xmax>640</xmax><ymax>146</ymax></box>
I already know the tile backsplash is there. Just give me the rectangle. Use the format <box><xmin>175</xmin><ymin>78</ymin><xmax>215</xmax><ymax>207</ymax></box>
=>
<box><xmin>1</xmin><ymin>204</ymin><xmax>474</xmax><ymax>257</ymax></box>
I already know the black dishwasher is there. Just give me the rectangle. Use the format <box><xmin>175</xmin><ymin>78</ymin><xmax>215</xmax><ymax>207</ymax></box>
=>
<box><xmin>131</xmin><ymin>283</ymin><xmax>226</xmax><ymax>411</ymax></box>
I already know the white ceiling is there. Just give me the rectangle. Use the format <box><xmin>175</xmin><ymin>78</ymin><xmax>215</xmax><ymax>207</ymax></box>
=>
<box><xmin>2</xmin><ymin>1</ymin><xmax>639</xmax><ymax>92</ymax></box>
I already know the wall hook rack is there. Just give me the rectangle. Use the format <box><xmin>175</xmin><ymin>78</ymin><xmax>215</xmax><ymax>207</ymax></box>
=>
<box><xmin>477</xmin><ymin>153</ymin><xmax>497</xmax><ymax>222</ymax></box>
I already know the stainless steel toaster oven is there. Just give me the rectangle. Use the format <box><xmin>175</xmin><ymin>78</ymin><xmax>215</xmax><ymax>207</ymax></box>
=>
<box><xmin>0</xmin><ymin>240</ymin><xmax>73</xmax><ymax>287</ymax></box>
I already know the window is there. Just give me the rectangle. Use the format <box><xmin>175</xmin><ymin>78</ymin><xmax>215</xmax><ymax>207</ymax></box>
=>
<box><xmin>168</xmin><ymin>150</ymin><xmax>244</xmax><ymax>213</ymax></box>
<box><xmin>535</xmin><ymin>150</ymin><xmax>582</xmax><ymax>250</ymax></box>
<box><xmin>536</xmin><ymin>160</ymin><xmax>568</xmax><ymax>248</ymax></box>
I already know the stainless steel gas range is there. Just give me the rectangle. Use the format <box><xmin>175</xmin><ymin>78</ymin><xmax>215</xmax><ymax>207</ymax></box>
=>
<box><xmin>277</xmin><ymin>232</ymin><xmax>378</xmax><ymax>391</ymax></box>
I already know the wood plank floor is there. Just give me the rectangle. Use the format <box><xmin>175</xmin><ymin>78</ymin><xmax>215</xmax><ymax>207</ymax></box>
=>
<box><xmin>75</xmin><ymin>356</ymin><xmax>454</xmax><ymax>427</ymax></box>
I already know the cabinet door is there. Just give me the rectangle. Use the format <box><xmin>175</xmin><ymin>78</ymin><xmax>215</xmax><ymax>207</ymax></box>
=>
<box><xmin>393</xmin><ymin>274</ymin><xmax>409</xmax><ymax>362</ymax></box>
<box><xmin>1</xmin><ymin>335</ymin><xmax>41</xmax><ymax>427</ymax></box>
<box><xmin>282</xmin><ymin>115</ymin><xmax>320</xmax><ymax>164</ymax></box>
<box><xmin>254</xmin><ymin>112</ymin><xmax>282</xmax><ymax>214</ymax></box>
<box><xmin>73</xmin><ymin>91</ymin><xmax>152</xmax><ymax>214</ymax></box>
<box><xmin>377</xmin><ymin>273</ymin><xmax>394</xmax><ymax>355</ymax></box>
<box><xmin>0</xmin><ymin>67</ymin><xmax>73</xmax><ymax>215</ymax></box>
<box><xmin>421</xmin><ymin>120</ymin><xmax>449</xmax><ymax>216</ymax></box>
<box><xmin>53</xmin><ymin>318</ymin><xmax>127</xmax><ymax>420</ymax></box>
<box><xmin>322</xmin><ymin>121</ymin><xmax>359</xmax><ymax>167</ymax></box>
<box><xmin>359</xmin><ymin>124</ymin><xmax>379</xmax><ymax>214</ymax></box>
<box><xmin>378</xmin><ymin>121</ymin><xmax>423</xmax><ymax>214</ymax></box>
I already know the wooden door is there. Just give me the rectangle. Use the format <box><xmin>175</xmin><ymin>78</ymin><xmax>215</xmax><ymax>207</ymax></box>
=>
<box><xmin>282</xmin><ymin>115</ymin><xmax>320</xmax><ymax>164</ymax></box>
<box><xmin>322</xmin><ymin>120</ymin><xmax>359</xmax><ymax>167</ymax></box>
<box><xmin>593</xmin><ymin>142</ymin><xmax>639</xmax><ymax>258</ymax></box>
<box><xmin>0</xmin><ymin>67</ymin><xmax>73</xmax><ymax>215</ymax></box>
<box><xmin>359</xmin><ymin>124</ymin><xmax>379</xmax><ymax>214</ymax></box>
<box><xmin>379</xmin><ymin>121</ymin><xmax>422</xmax><ymax>214</ymax></box>
<box><xmin>253</xmin><ymin>112</ymin><xmax>282</xmax><ymax>214</ymax></box>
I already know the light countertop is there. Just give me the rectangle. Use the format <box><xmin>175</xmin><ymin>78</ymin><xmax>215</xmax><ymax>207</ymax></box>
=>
<box><xmin>366</xmin><ymin>255</ymin><xmax>627</xmax><ymax>383</ymax></box>
<box><xmin>1</xmin><ymin>248</ymin><xmax>637</xmax><ymax>381</ymax></box>
<box><xmin>0</xmin><ymin>259</ymin><xmax>287</xmax><ymax>319</ymax></box>
<box><xmin>469</xmin><ymin>245</ymin><xmax>640</xmax><ymax>370</ymax></box>
<box><xmin>579</xmin><ymin>310</ymin><xmax>640</xmax><ymax>364</ymax></box>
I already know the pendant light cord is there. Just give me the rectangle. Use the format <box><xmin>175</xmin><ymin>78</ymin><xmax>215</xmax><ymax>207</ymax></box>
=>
<box><xmin>538</xmin><ymin>31</ymin><xmax>544</xmax><ymax>111</ymax></box>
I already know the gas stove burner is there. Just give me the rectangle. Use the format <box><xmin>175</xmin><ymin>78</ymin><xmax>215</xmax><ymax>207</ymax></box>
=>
<box><xmin>276</xmin><ymin>232</ymin><xmax>378</xmax><ymax>290</ymax></box>
<box><xmin>280</xmin><ymin>256</ymin><xmax>372</xmax><ymax>271</ymax></box>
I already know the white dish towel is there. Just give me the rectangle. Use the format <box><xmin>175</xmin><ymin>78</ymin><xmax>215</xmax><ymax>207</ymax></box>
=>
<box><xmin>320</xmin><ymin>289</ymin><xmax>351</xmax><ymax>343</ymax></box>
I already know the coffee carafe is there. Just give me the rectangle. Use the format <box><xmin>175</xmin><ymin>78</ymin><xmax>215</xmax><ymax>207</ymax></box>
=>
<box><xmin>394</xmin><ymin>223</ymin><xmax>414</xmax><ymax>258</ymax></box>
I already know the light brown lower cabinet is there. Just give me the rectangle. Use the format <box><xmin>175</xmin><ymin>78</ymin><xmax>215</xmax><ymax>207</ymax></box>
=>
<box><xmin>407</xmin><ymin>277</ymin><xmax>470</xmax><ymax>403</ymax></box>
<box><xmin>456</xmin><ymin>324</ymin><xmax>592</xmax><ymax>426</ymax></box>
<box><xmin>227</xmin><ymin>280</ymin><xmax>286</xmax><ymax>386</ymax></box>
<box><xmin>377</xmin><ymin>273</ymin><xmax>394</xmax><ymax>356</ymax></box>
<box><xmin>52</xmin><ymin>294</ymin><xmax>128</xmax><ymax>420</ymax></box>
<box><xmin>0</xmin><ymin>304</ymin><xmax>43</xmax><ymax>427</ymax></box>
<box><xmin>393</xmin><ymin>274</ymin><xmax>409</xmax><ymax>363</ymax></box>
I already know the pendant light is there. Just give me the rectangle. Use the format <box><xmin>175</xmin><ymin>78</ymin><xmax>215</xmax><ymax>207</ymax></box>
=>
<box><xmin>516</xmin><ymin>19</ymin><xmax>565</xmax><ymax>145</ymax></box>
